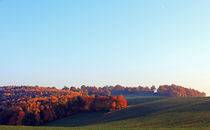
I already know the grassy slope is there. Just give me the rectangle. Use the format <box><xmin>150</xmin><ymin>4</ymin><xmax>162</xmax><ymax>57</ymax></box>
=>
<box><xmin>1</xmin><ymin>96</ymin><xmax>209</xmax><ymax>129</ymax></box>
<box><xmin>87</xmin><ymin>97</ymin><xmax>210</xmax><ymax>128</ymax></box>
<box><xmin>44</xmin><ymin>96</ymin><xmax>210</xmax><ymax>128</ymax></box>
<box><xmin>1</xmin><ymin>126</ymin><xmax>206</xmax><ymax>130</ymax></box>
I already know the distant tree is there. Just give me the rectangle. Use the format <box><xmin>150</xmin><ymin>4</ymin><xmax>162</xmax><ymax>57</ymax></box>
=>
<box><xmin>157</xmin><ymin>85</ymin><xmax>206</xmax><ymax>97</ymax></box>
<box><xmin>23</xmin><ymin>112</ymin><xmax>39</xmax><ymax>126</ymax></box>
<box><xmin>151</xmin><ymin>85</ymin><xmax>156</xmax><ymax>92</ymax></box>
<box><xmin>62</xmin><ymin>86</ymin><xmax>69</xmax><ymax>91</ymax></box>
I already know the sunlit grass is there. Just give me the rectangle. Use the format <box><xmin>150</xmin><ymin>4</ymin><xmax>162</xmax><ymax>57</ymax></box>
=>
<box><xmin>0</xmin><ymin>126</ymin><xmax>209</xmax><ymax>130</ymax></box>
<box><xmin>45</xmin><ymin>97</ymin><xmax>210</xmax><ymax>128</ymax></box>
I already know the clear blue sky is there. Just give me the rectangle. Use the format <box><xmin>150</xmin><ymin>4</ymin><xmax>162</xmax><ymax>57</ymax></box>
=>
<box><xmin>0</xmin><ymin>0</ymin><xmax>210</xmax><ymax>95</ymax></box>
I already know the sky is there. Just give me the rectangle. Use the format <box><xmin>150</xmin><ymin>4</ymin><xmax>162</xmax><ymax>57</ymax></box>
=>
<box><xmin>0</xmin><ymin>0</ymin><xmax>210</xmax><ymax>95</ymax></box>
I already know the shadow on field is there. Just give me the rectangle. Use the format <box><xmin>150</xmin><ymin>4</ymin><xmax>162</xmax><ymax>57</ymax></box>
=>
<box><xmin>44</xmin><ymin>97</ymin><xmax>210</xmax><ymax>127</ymax></box>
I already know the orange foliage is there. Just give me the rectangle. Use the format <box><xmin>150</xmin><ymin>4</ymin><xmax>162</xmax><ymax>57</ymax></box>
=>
<box><xmin>0</xmin><ymin>86</ymin><xmax>127</xmax><ymax>126</ymax></box>
<box><xmin>157</xmin><ymin>84</ymin><xmax>206</xmax><ymax>97</ymax></box>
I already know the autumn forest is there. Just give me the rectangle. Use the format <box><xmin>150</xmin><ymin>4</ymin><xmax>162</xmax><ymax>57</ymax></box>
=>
<box><xmin>0</xmin><ymin>84</ymin><xmax>206</xmax><ymax>126</ymax></box>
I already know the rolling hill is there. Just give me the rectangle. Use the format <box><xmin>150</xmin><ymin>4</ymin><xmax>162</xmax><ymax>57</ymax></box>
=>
<box><xmin>44</xmin><ymin>96</ymin><xmax>210</xmax><ymax>128</ymax></box>
<box><xmin>0</xmin><ymin>96</ymin><xmax>209</xmax><ymax>129</ymax></box>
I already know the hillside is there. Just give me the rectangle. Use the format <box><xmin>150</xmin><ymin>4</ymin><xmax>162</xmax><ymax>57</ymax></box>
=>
<box><xmin>45</xmin><ymin>96</ymin><xmax>210</xmax><ymax>128</ymax></box>
<box><xmin>0</xmin><ymin>86</ymin><xmax>208</xmax><ymax>129</ymax></box>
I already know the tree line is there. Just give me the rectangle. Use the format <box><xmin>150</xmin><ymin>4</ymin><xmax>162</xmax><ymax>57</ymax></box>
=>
<box><xmin>68</xmin><ymin>84</ymin><xmax>206</xmax><ymax>97</ymax></box>
<box><xmin>0</xmin><ymin>86</ymin><xmax>127</xmax><ymax>126</ymax></box>
<box><xmin>0</xmin><ymin>84</ymin><xmax>206</xmax><ymax>126</ymax></box>
<box><xmin>157</xmin><ymin>84</ymin><xmax>206</xmax><ymax>97</ymax></box>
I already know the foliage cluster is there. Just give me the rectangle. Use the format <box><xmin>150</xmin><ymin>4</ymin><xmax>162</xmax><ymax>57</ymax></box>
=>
<box><xmin>0</xmin><ymin>86</ymin><xmax>127</xmax><ymax>126</ymax></box>
<box><xmin>69</xmin><ymin>84</ymin><xmax>206</xmax><ymax>97</ymax></box>
<box><xmin>157</xmin><ymin>85</ymin><xmax>206</xmax><ymax>97</ymax></box>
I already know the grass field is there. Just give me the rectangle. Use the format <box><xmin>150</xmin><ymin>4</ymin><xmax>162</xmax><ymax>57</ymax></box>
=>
<box><xmin>1</xmin><ymin>126</ymin><xmax>209</xmax><ymax>130</ymax></box>
<box><xmin>44</xmin><ymin>97</ymin><xmax>210</xmax><ymax>128</ymax></box>
<box><xmin>1</xmin><ymin>96</ymin><xmax>210</xmax><ymax>129</ymax></box>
